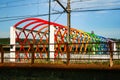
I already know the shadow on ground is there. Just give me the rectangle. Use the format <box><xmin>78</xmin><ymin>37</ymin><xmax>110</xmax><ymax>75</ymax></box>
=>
<box><xmin>0</xmin><ymin>67</ymin><xmax>120</xmax><ymax>80</ymax></box>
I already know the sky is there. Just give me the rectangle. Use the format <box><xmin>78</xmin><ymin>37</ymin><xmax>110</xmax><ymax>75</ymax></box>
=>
<box><xmin>0</xmin><ymin>0</ymin><xmax>120</xmax><ymax>39</ymax></box>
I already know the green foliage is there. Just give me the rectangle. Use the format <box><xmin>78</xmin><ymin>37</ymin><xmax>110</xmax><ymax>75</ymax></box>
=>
<box><xmin>113</xmin><ymin>60</ymin><xmax>120</xmax><ymax>65</ymax></box>
<box><xmin>0</xmin><ymin>38</ymin><xmax>10</xmax><ymax>44</ymax></box>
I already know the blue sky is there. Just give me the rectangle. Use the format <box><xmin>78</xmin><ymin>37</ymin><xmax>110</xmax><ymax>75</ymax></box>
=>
<box><xmin>0</xmin><ymin>0</ymin><xmax>120</xmax><ymax>39</ymax></box>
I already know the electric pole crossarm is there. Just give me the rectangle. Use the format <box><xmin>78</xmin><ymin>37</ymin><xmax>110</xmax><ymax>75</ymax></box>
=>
<box><xmin>55</xmin><ymin>0</ymin><xmax>69</xmax><ymax>13</ymax></box>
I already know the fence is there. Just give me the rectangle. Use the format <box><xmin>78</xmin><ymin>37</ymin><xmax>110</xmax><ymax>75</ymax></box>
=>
<box><xmin>0</xmin><ymin>42</ymin><xmax>120</xmax><ymax>67</ymax></box>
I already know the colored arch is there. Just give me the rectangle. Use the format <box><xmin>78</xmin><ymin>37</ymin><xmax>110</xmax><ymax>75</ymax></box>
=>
<box><xmin>13</xmin><ymin>18</ymin><xmax>110</xmax><ymax>60</ymax></box>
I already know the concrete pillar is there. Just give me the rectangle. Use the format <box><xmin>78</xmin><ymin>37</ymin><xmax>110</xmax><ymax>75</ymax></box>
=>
<box><xmin>109</xmin><ymin>41</ymin><xmax>113</xmax><ymax>67</ymax></box>
<box><xmin>113</xmin><ymin>42</ymin><xmax>117</xmax><ymax>54</ymax></box>
<box><xmin>10</xmin><ymin>27</ymin><xmax>16</xmax><ymax>62</ymax></box>
<box><xmin>49</xmin><ymin>25</ymin><xmax>55</xmax><ymax>61</ymax></box>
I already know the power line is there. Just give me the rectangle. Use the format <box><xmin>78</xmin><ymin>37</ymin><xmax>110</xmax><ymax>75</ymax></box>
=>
<box><xmin>72</xmin><ymin>7</ymin><xmax>120</xmax><ymax>12</ymax></box>
<box><xmin>1</xmin><ymin>0</ymin><xmax>119</xmax><ymax>9</ymax></box>
<box><xmin>0</xmin><ymin>2</ymin><xmax>48</xmax><ymax>9</ymax></box>
<box><xmin>71</xmin><ymin>0</ymin><xmax>93</xmax><ymax>3</ymax></box>
<box><xmin>52</xmin><ymin>1</ymin><xmax>64</xmax><ymax>22</ymax></box>
<box><xmin>71</xmin><ymin>0</ymin><xmax>120</xmax><ymax>3</ymax></box>
<box><xmin>52</xmin><ymin>1</ymin><xmax>57</xmax><ymax>10</ymax></box>
<box><xmin>53</xmin><ymin>11</ymin><xmax>64</xmax><ymax>22</ymax></box>
<box><xmin>0</xmin><ymin>7</ymin><xmax>120</xmax><ymax>22</ymax></box>
<box><xmin>0</xmin><ymin>0</ymin><xmax>26</xmax><ymax>5</ymax></box>
<box><xmin>59</xmin><ymin>0</ymin><xmax>120</xmax><ymax>10</ymax></box>
<box><xmin>0</xmin><ymin>2</ymin><xmax>119</xmax><ymax>10</ymax></box>
<box><xmin>71</xmin><ymin>1</ymin><xmax>120</xmax><ymax>10</ymax></box>
<box><xmin>0</xmin><ymin>12</ymin><xmax>64</xmax><ymax>22</ymax></box>
<box><xmin>0</xmin><ymin>0</ymin><xmax>119</xmax><ymax>9</ymax></box>
<box><xmin>72</xmin><ymin>4</ymin><xmax>120</xmax><ymax>11</ymax></box>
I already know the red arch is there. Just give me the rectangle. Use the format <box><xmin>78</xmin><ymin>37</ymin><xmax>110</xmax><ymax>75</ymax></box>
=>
<box><xmin>14</xmin><ymin>18</ymin><xmax>65</xmax><ymax>29</ymax></box>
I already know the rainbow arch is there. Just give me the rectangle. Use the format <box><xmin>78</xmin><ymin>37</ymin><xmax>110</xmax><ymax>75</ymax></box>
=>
<box><xmin>11</xmin><ymin>18</ymin><xmax>111</xmax><ymax>59</ymax></box>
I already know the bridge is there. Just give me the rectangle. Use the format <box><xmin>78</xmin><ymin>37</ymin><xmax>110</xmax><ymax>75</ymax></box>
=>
<box><xmin>0</xmin><ymin>18</ymin><xmax>120</xmax><ymax>69</ymax></box>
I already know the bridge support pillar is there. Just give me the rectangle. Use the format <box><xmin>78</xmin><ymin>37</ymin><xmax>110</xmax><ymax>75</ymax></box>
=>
<box><xmin>10</xmin><ymin>27</ymin><xmax>16</xmax><ymax>62</ymax></box>
<box><xmin>109</xmin><ymin>41</ymin><xmax>113</xmax><ymax>67</ymax></box>
<box><xmin>49</xmin><ymin>25</ymin><xmax>55</xmax><ymax>61</ymax></box>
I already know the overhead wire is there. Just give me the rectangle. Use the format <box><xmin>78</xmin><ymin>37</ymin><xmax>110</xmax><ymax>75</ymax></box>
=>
<box><xmin>72</xmin><ymin>3</ymin><xmax>120</xmax><ymax>11</ymax></box>
<box><xmin>52</xmin><ymin>1</ymin><xmax>65</xmax><ymax>22</ymax></box>
<box><xmin>52</xmin><ymin>1</ymin><xmax>57</xmax><ymax>11</ymax></box>
<box><xmin>71</xmin><ymin>0</ymin><xmax>93</xmax><ymax>3</ymax></box>
<box><xmin>72</xmin><ymin>7</ymin><xmax>120</xmax><ymax>12</ymax></box>
<box><xmin>70</xmin><ymin>0</ymin><xmax>120</xmax><ymax>11</ymax></box>
<box><xmin>0</xmin><ymin>0</ymin><xmax>27</xmax><ymax>5</ymax></box>
<box><xmin>0</xmin><ymin>2</ymin><xmax>48</xmax><ymax>9</ymax></box>
<box><xmin>1</xmin><ymin>7</ymin><xmax>120</xmax><ymax>22</ymax></box>
<box><xmin>0</xmin><ymin>7</ymin><xmax>120</xmax><ymax>19</ymax></box>
<box><xmin>71</xmin><ymin>0</ymin><xmax>120</xmax><ymax>10</ymax></box>
<box><xmin>0</xmin><ymin>12</ymin><xmax>64</xmax><ymax>22</ymax></box>
<box><xmin>0</xmin><ymin>0</ymin><xmax>119</xmax><ymax>9</ymax></box>
<box><xmin>53</xmin><ymin>11</ymin><xmax>64</xmax><ymax>22</ymax></box>
<box><xmin>71</xmin><ymin>0</ymin><xmax>120</xmax><ymax>4</ymax></box>
<box><xmin>0</xmin><ymin>0</ymin><xmax>120</xmax><ymax>22</ymax></box>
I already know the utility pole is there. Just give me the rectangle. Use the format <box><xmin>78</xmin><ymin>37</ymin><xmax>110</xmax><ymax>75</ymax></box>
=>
<box><xmin>67</xmin><ymin>0</ymin><xmax>71</xmax><ymax>43</ymax></box>
<box><xmin>55</xmin><ymin>0</ymin><xmax>71</xmax><ymax>42</ymax></box>
<box><xmin>67</xmin><ymin>0</ymin><xmax>71</xmax><ymax>64</ymax></box>
<box><xmin>55</xmin><ymin>0</ymin><xmax>71</xmax><ymax>64</ymax></box>
<box><xmin>48</xmin><ymin>0</ymin><xmax>51</xmax><ymax>61</ymax></box>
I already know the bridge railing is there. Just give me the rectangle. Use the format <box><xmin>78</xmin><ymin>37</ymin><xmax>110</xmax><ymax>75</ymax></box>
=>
<box><xmin>0</xmin><ymin>42</ymin><xmax>120</xmax><ymax>66</ymax></box>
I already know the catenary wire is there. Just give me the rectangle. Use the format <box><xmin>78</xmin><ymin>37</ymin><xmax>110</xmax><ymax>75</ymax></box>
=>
<box><xmin>1</xmin><ymin>7</ymin><xmax>120</xmax><ymax>22</ymax></box>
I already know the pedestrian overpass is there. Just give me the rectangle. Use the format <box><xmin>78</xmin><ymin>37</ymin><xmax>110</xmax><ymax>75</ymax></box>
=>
<box><xmin>10</xmin><ymin>18</ymin><xmax>116</xmax><ymax>62</ymax></box>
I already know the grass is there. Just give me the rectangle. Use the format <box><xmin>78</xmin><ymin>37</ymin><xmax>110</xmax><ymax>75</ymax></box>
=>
<box><xmin>113</xmin><ymin>60</ymin><xmax>120</xmax><ymax>65</ymax></box>
<box><xmin>2</xmin><ymin>57</ymin><xmax>120</xmax><ymax>66</ymax></box>
<box><xmin>70</xmin><ymin>60</ymin><xmax>110</xmax><ymax>65</ymax></box>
